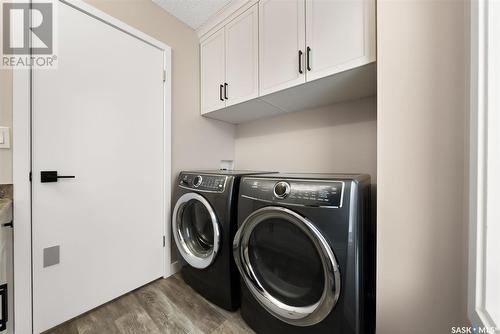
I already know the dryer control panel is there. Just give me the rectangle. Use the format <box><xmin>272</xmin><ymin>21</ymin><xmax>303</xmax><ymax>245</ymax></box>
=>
<box><xmin>241</xmin><ymin>178</ymin><xmax>345</xmax><ymax>208</ymax></box>
<box><xmin>179</xmin><ymin>173</ymin><xmax>227</xmax><ymax>192</ymax></box>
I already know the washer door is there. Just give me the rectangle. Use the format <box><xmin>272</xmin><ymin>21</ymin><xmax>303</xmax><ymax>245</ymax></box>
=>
<box><xmin>233</xmin><ymin>206</ymin><xmax>341</xmax><ymax>326</ymax></box>
<box><xmin>172</xmin><ymin>193</ymin><xmax>221</xmax><ymax>269</ymax></box>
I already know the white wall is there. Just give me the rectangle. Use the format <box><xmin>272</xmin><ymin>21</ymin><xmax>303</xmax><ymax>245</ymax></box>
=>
<box><xmin>0</xmin><ymin>65</ymin><xmax>13</xmax><ymax>184</ymax></box>
<box><xmin>377</xmin><ymin>0</ymin><xmax>469</xmax><ymax>332</ymax></box>
<box><xmin>235</xmin><ymin>97</ymin><xmax>377</xmax><ymax>181</ymax></box>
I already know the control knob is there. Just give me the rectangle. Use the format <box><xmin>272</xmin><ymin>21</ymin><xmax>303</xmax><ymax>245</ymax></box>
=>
<box><xmin>193</xmin><ymin>175</ymin><xmax>203</xmax><ymax>187</ymax></box>
<box><xmin>274</xmin><ymin>181</ymin><xmax>291</xmax><ymax>199</ymax></box>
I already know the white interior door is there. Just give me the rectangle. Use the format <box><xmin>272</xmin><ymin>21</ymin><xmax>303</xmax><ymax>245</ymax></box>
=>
<box><xmin>32</xmin><ymin>3</ymin><xmax>166</xmax><ymax>332</ymax></box>
<box><xmin>305</xmin><ymin>0</ymin><xmax>376</xmax><ymax>82</ymax></box>
<box><xmin>259</xmin><ymin>0</ymin><xmax>306</xmax><ymax>96</ymax></box>
<box><xmin>201</xmin><ymin>28</ymin><xmax>226</xmax><ymax>114</ymax></box>
<box><xmin>225</xmin><ymin>4</ymin><xmax>259</xmax><ymax>107</ymax></box>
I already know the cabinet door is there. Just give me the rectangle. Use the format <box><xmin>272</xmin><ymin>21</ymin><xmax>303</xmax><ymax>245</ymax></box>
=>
<box><xmin>305</xmin><ymin>0</ymin><xmax>375</xmax><ymax>82</ymax></box>
<box><xmin>225</xmin><ymin>4</ymin><xmax>259</xmax><ymax>107</ymax></box>
<box><xmin>259</xmin><ymin>0</ymin><xmax>306</xmax><ymax>96</ymax></box>
<box><xmin>201</xmin><ymin>28</ymin><xmax>226</xmax><ymax>114</ymax></box>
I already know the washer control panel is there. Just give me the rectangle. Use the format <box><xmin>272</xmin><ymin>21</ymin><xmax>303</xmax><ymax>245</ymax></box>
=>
<box><xmin>179</xmin><ymin>173</ymin><xmax>227</xmax><ymax>192</ymax></box>
<box><xmin>242</xmin><ymin>178</ymin><xmax>344</xmax><ymax>208</ymax></box>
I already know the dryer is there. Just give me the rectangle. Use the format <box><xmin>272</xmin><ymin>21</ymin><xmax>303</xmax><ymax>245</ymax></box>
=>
<box><xmin>171</xmin><ymin>170</ymin><xmax>274</xmax><ymax>311</ymax></box>
<box><xmin>233</xmin><ymin>174</ymin><xmax>375</xmax><ymax>333</ymax></box>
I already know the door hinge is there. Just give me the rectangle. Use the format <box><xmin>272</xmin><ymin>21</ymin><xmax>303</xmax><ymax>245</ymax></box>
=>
<box><xmin>163</xmin><ymin>235</ymin><xmax>166</xmax><ymax>247</ymax></box>
<box><xmin>162</xmin><ymin>70</ymin><xmax>166</xmax><ymax>82</ymax></box>
<box><xmin>29</xmin><ymin>171</ymin><xmax>32</xmax><ymax>182</ymax></box>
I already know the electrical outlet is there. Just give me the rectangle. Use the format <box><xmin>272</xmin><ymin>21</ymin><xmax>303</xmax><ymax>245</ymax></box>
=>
<box><xmin>220</xmin><ymin>160</ymin><xmax>234</xmax><ymax>170</ymax></box>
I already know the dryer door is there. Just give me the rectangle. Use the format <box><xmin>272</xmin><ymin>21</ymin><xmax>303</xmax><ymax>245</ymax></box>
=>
<box><xmin>172</xmin><ymin>193</ymin><xmax>221</xmax><ymax>269</ymax></box>
<box><xmin>233</xmin><ymin>206</ymin><xmax>341</xmax><ymax>326</ymax></box>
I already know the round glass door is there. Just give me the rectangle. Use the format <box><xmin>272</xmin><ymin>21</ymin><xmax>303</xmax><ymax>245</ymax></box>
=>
<box><xmin>172</xmin><ymin>193</ymin><xmax>220</xmax><ymax>269</ymax></box>
<box><xmin>233</xmin><ymin>206</ymin><xmax>341</xmax><ymax>326</ymax></box>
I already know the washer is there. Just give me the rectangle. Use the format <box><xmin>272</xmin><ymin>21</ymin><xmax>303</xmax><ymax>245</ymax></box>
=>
<box><xmin>233</xmin><ymin>174</ymin><xmax>375</xmax><ymax>333</ymax></box>
<box><xmin>172</xmin><ymin>170</ymin><xmax>274</xmax><ymax>311</ymax></box>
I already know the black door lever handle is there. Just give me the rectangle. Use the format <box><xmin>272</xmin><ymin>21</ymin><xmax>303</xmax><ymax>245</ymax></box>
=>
<box><xmin>41</xmin><ymin>171</ymin><xmax>76</xmax><ymax>183</ymax></box>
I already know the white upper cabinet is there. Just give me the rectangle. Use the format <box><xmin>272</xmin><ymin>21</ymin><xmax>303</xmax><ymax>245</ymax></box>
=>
<box><xmin>198</xmin><ymin>0</ymin><xmax>376</xmax><ymax>123</ymax></box>
<box><xmin>305</xmin><ymin>0</ymin><xmax>375</xmax><ymax>82</ymax></box>
<box><xmin>225</xmin><ymin>4</ymin><xmax>259</xmax><ymax>106</ymax></box>
<box><xmin>258</xmin><ymin>0</ymin><xmax>306</xmax><ymax>96</ymax></box>
<box><xmin>201</xmin><ymin>28</ymin><xmax>226</xmax><ymax>114</ymax></box>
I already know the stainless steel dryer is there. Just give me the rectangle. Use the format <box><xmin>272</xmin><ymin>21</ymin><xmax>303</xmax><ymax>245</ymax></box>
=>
<box><xmin>171</xmin><ymin>170</ymin><xmax>274</xmax><ymax>311</ymax></box>
<box><xmin>233</xmin><ymin>173</ymin><xmax>375</xmax><ymax>333</ymax></box>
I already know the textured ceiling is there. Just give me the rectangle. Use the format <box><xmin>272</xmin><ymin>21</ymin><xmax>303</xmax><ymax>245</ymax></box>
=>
<box><xmin>152</xmin><ymin>0</ymin><xmax>233</xmax><ymax>30</ymax></box>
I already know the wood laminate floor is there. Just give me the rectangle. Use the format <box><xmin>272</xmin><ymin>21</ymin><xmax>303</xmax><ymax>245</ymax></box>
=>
<box><xmin>45</xmin><ymin>274</ymin><xmax>255</xmax><ymax>334</ymax></box>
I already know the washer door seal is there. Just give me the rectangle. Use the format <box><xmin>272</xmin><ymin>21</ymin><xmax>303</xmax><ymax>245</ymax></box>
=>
<box><xmin>172</xmin><ymin>192</ymin><xmax>220</xmax><ymax>269</ymax></box>
<box><xmin>233</xmin><ymin>206</ymin><xmax>341</xmax><ymax>326</ymax></box>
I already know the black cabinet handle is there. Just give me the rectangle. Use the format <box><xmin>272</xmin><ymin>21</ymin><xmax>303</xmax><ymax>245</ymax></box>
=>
<box><xmin>0</xmin><ymin>284</ymin><xmax>7</xmax><ymax>331</ymax></box>
<box><xmin>219</xmin><ymin>84</ymin><xmax>224</xmax><ymax>101</ymax></box>
<box><xmin>224</xmin><ymin>83</ymin><xmax>228</xmax><ymax>100</ymax></box>
<box><xmin>41</xmin><ymin>171</ymin><xmax>75</xmax><ymax>183</ymax></box>
<box><xmin>298</xmin><ymin>50</ymin><xmax>303</xmax><ymax>74</ymax></box>
<box><xmin>307</xmin><ymin>46</ymin><xmax>311</xmax><ymax>71</ymax></box>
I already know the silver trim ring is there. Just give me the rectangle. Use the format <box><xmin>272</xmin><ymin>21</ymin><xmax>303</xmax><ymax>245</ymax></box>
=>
<box><xmin>172</xmin><ymin>193</ymin><xmax>220</xmax><ymax>269</ymax></box>
<box><xmin>233</xmin><ymin>206</ymin><xmax>341</xmax><ymax>326</ymax></box>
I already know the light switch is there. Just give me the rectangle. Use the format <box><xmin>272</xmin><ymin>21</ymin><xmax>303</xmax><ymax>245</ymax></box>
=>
<box><xmin>0</xmin><ymin>127</ymin><xmax>10</xmax><ymax>149</ymax></box>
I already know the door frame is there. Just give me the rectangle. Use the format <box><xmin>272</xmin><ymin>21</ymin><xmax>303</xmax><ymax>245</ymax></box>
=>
<box><xmin>468</xmin><ymin>0</ymin><xmax>500</xmax><ymax>328</ymax></box>
<box><xmin>12</xmin><ymin>1</ymin><xmax>172</xmax><ymax>332</ymax></box>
